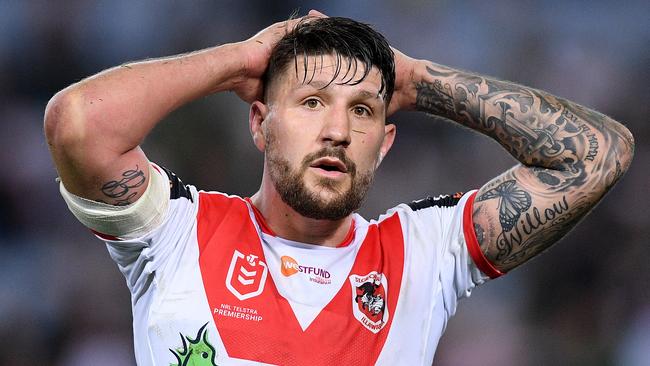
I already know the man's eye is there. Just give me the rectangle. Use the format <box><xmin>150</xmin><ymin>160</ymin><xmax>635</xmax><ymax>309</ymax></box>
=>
<box><xmin>304</xmin><ymin>99</ymin><xmax>320</xmax><ymax>108</ymax></box>
<box><xmin>353</xmin><ymin>106</ymin><xmax>371</xmax><ymax>116</ymax></box>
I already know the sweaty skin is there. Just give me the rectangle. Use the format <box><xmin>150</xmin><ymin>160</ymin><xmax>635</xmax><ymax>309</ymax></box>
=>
<box><xmin>249</xmin><ymin>55</ymin><xmax>395</xmax><ymax>246</ymax></box>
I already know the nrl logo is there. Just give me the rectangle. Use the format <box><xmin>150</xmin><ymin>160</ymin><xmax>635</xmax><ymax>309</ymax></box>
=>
<box><xmin>349</xmin><ymin>271</ymin><xmax>389</xmax><ymax>333</ymax></box>
<box><xmin>225</xmin><ymin>250</ymin><xmax>268</xmax><ymax>301</ymax></box>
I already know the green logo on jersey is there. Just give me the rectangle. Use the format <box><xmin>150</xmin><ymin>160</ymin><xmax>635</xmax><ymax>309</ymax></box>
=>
<box><xmin>169</xmin><ymin>322</ymin><xmax>218</xmax><ymax>366</ymax></box>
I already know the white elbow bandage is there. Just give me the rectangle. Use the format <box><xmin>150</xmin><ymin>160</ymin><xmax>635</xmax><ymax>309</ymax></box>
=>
<box><xmin>59</xmin><ymin>163</ymin><xmax>170</xmax><ymax>239</ymax></box>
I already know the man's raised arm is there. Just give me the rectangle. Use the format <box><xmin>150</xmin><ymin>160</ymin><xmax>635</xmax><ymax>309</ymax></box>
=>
<box><xmin>44</xmin><ymin>15</ymin><xmax>312</xmax><ymax>206</ymax></box>
<box><xmin>391</xmin><ymin>54</ymin><xmax>635</xmax><ymax>274</ymax></box>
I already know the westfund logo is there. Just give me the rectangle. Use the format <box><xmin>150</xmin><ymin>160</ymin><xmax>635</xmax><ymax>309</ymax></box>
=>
<box><xmin>280</xmin><ymin>255</ymin><xmax>331</xmax><ymax>284</ymax></box>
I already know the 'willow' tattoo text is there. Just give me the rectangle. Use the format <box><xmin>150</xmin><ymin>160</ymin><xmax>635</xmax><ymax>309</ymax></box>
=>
<box><xmin>494</xmin><ymin>194</ymin><xmax>571</xmax><ymax>263</ymax></box>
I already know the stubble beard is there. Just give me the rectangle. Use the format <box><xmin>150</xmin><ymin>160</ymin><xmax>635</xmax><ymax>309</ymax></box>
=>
<box><xmin>266</xmin><ymin>143</ymin><xmax>374</xmax><ymax>221</ymax></box>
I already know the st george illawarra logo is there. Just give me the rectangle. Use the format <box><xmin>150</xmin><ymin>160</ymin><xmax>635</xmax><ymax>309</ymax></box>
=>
<box><xmin>349</xmin><ymin>271</ymin><xmax>389</xmax><ymax>333</ymax></box>
<box><xmin>225</xmin><ymin>250</ymin><xmax>268</xmax><ymax>301</ymax></box>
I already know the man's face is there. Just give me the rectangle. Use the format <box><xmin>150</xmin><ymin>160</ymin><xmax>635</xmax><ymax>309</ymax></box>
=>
<box><xmin>255</xmin><ymin>54</ymin><xmax>395</xmax><ymax>220</ymax></box>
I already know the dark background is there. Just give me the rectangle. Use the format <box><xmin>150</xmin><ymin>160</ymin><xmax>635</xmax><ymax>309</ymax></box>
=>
<box><xmin>1</xmin><ymin>0</ymin><xmax>648</xmax><ymax>364</ymax></box>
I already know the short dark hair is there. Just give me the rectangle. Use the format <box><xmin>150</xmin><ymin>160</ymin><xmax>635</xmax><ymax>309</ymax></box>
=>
<box><xmin>263</xmin><ymin>17</ymin><xmax>395</xmax><ymax>105</ymax></box>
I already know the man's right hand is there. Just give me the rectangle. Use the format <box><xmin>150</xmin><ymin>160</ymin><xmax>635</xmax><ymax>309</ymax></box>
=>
<box><xmin>232</xmin><ymin>10</ymin><xmax>325</xmax><ymax>103</ymax></box>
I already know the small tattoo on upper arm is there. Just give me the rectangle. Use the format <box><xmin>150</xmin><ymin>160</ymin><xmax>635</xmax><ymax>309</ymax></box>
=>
<box><xmin>101</xmin><ymin>165</ymin><xmax>146</xmax><ymax>206</ymax></box>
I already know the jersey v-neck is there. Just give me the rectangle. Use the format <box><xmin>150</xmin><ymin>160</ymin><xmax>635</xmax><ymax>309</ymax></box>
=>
<box><xmin>244</xmin><ymin>197</ymin><xmax>356</xmax><ymax>248</ymax></box>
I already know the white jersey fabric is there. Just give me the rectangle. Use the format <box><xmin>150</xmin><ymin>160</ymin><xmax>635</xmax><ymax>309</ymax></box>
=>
<box><xmin>69</xmin><ymin>164</ymin><xmax>498</xmax><ymax>365</ymax></box>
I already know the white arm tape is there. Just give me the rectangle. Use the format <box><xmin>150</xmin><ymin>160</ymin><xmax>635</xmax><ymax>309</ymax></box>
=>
<box><xmin>59</xmin><ymin>163</ymin><xmax>170</xmax><ymax>240</ymax></box>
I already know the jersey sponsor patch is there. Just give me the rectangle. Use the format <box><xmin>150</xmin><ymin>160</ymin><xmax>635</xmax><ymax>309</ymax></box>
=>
<box><xmin>280</xmin><ymin>255</ymin><xmax>332</xmax><ymax>285</ymax></box>
<box><xmin>225</xmin><ymin>250</ymin><xmax>268</xmax><ymax>301</ymax></box>
<box><xmin>349</xmin><ymin>271</ymin><xmax>389</xmax><ymax>333</ymax></box>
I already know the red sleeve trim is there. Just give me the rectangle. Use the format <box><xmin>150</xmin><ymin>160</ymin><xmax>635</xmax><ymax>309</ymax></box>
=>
<box><xmin>463</xmin><ymin>191</ymin><xmax>504</xmax><ymax>279</ymax></box>
<box><xmin>90</xmin><ymin>229</ymin><xmax>121</xmax><ymax>241</ymax></box>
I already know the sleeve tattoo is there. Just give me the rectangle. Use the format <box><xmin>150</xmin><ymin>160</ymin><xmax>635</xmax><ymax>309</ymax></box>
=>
<box><xmin>415</xmin><ymin>63</ymin><xmax>634</xmax><ymax>271</ymax></box>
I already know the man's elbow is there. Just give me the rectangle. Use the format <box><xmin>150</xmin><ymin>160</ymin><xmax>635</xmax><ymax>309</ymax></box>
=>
<box><xmin>44</xmin><ymin>87</ymin><xmax>89</xmax><ymax>154</ymax></box>
<box><xmin>594</xmin><ymin>119</ymin><xmax>635</xmax><ymax>189</ymax></box>
<box><xmin>610</xmin><ymin>120</ymin><xmax>635</xmax><ymax>173</ymax></box>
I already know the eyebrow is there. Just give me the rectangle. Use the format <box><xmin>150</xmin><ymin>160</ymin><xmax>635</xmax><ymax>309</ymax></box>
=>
<box><xmin>355</xmin><ymin>90</ymin><xmax>382</xmax><ymax>100</ymax></box>
<box><xmin>293</xmin><ymin>82</ymin><xmax>383</xmax><ymax>100</ymax></box>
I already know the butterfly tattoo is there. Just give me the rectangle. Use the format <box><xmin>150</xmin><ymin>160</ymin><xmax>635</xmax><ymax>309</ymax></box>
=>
<box><xmin>477</xmin><ymin>180</ymin><xmax>532</xmax><ymax>232</ymax></box>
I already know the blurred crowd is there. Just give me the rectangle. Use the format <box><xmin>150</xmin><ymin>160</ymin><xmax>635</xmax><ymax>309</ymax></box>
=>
<box><xmin>0</xmin><ymin>0</ymin><xmax>648</xmax><ymax>364</ymax></box>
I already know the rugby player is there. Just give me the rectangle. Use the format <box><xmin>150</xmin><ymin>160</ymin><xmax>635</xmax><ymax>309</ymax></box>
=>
<box><xmin>44</xmin><ymin>10</ymin><xmax>634</xmax><ymax>365</ymax></box>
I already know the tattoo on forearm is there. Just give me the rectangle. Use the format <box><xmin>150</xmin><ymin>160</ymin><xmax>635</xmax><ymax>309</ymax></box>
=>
<box><xmin>101</xmin><ymin>166</ymin><xmax>146</xmax><ymax>206</ymax></box>
<box><xmin>415</xmin><ymin>79</ymin><xmax>456</xmax><ymax>118</ymax></box>
<box><xmin>414</xmin><ymin>64</ymin><xmax>634</xmax><ymax>190</ymax></box>
<box><xmin>580</xmin><ymin>123</ymin><xmax>600</xmax><ymax>161</ymax></box>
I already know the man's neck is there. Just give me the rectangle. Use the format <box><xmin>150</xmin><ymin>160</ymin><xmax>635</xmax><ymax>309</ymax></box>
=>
<box><xmin>250</xmin><ymin>185</ymin><xmax>353</xmax><ymax>248</ymax></box>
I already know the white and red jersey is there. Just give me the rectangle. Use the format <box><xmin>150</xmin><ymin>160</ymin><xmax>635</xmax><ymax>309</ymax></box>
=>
<box><xmin>93</xmin><ymin>166</ymin><xmax>498</xmax><ymax>365</ymax></box>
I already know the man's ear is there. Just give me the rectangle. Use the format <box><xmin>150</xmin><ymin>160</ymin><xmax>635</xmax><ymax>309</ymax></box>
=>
<box><xmin>249</xmin><ymin>101</ymin><xmax>270</xmax><ymax>152</ymax></box>
<box><xmin>377</xmin><ymin>123</ymin><xmax>396</xmax><ymax>167</ymax></box>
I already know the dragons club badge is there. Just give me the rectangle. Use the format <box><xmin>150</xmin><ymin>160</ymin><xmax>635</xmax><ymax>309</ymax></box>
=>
<box><xmin>349</xmin><ymin>271</ymin><xmax>389</xmax><ymax>333</ymax></box>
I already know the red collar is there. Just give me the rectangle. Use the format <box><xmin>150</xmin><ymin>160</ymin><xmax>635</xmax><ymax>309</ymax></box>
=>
<box><xmin>244</xmin><ymin>197</ymin><xmax>355</xmax><ymax>248</ymax></box>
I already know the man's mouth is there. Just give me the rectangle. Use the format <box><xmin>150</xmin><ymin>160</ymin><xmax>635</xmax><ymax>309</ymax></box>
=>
<box><xmin>309</xmin><ymin>157</ymin><xmax>348</xmax><ymax>174</ymax></box>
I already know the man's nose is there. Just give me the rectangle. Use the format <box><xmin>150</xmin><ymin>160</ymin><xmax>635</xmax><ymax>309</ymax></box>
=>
<box><xmin>319</xmin><ymin>105</ymin><xmax>351</xmax><ymax>147</ymax></box>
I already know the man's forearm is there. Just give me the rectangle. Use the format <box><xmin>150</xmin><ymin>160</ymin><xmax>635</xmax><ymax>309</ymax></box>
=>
<box><xmin>44</xmin><ymin>42</ymin><xmax>249</xmax><ymax>199</ymax></box>
<box><xmin>45</xmin><ymin>43</ymin><xmax>246</xmax><ymax>156</ymax></box>
<box><xmin>411</xmin><ymin>61</ymin><xmax>634</xmax><ymax>183</ymax></box>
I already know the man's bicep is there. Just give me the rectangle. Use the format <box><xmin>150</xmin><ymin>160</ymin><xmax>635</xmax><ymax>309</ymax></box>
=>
<box><xmin>471</xmin><ymin>164</ymin><xmax>598</xmax><ymax>273</ymax></box>
<box><xmin>55</xmin><ymin>146</ymin><xmax>151</xmax><ymax>206</ymax></box>
<box><xmin>58</xmin><ymin>154</ymin><xmax>173</xmax><ymax>240</ymax></box>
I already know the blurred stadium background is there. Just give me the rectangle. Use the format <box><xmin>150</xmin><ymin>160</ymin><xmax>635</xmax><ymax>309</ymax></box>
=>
<box><xmin>0</xmin><ymin>0</ymin><xmax>648</xmax><ymax>364</ymax></box>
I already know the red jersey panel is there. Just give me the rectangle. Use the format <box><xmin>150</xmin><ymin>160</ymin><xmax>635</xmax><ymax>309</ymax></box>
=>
<box><xmin>87</xmin><ymin>168</ymin><xmax>491</xmax><ymax>365</ymax></box>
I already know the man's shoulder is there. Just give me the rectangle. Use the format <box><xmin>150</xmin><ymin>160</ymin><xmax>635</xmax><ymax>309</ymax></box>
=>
<box><xmin>406</xmin><ymin>192</ymin><xmax>465</xmax><ymax>211</ymax></box>
<box><xmin>157</xmin><ymin>165</ymin><xmax>194</xmax><ymax>201</ymax></box>
<box><xmin>365</xmin><ymin>192</ymin><xmax>466</xmax><ymax>222</ymax></box>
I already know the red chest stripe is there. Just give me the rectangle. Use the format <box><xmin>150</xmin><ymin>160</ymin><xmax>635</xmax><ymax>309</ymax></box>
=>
<box><xmin>196</xmin><ymin>192</ymin><xmax>405</xmax><ymax>365</ymax></box>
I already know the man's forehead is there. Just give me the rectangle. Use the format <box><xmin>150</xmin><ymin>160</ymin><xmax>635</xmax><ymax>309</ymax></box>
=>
<box><xmin>282</xmin><ymin>55</ymin><xmax>384</xmax><ymax>94</ymax></box>
<box><xmin>292</xmin><ymin>80</ymin><xmax>381</xmax><ymax>98</ymax></box>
